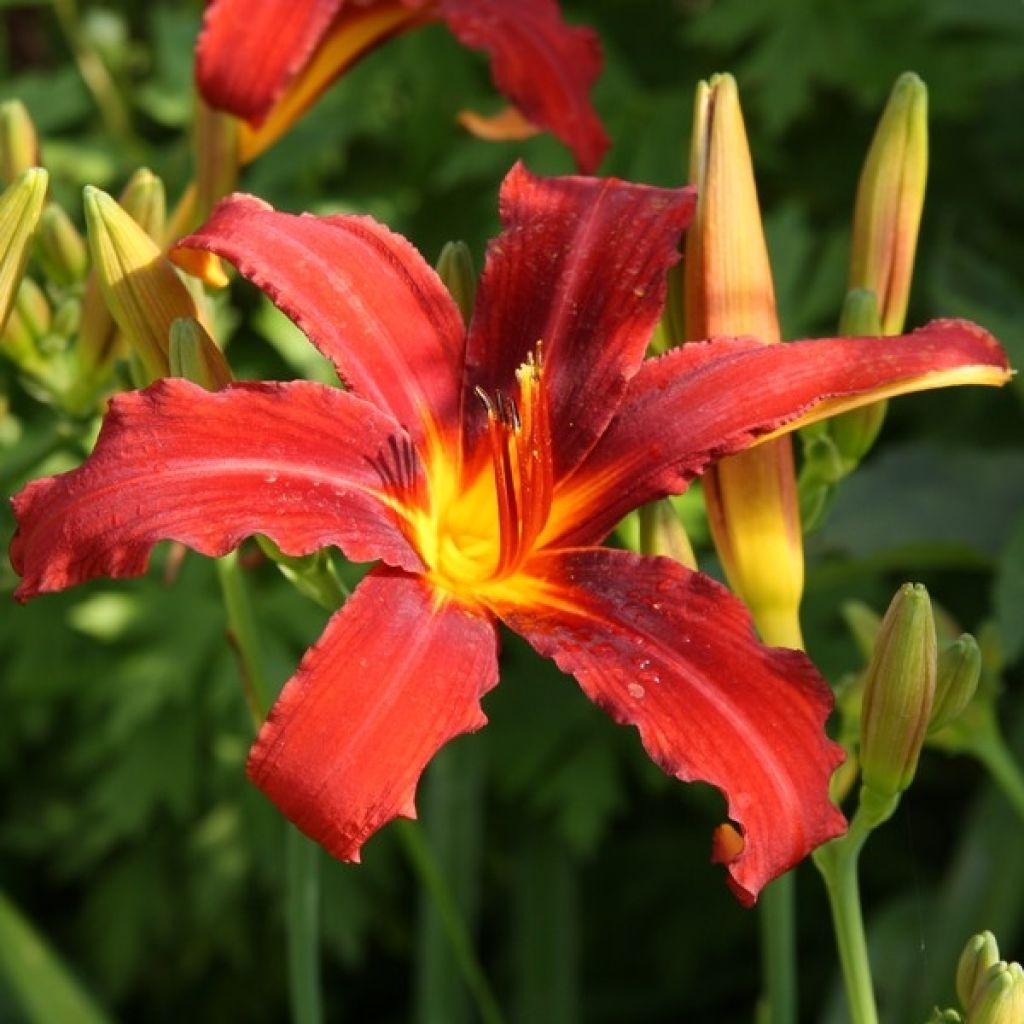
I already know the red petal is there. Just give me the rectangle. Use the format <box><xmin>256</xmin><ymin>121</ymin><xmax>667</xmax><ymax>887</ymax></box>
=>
<box><xmin>248</xmin><ymin>566</ymin><xmax>499</xmax><ymax>860</ymax></box>
<box><xmin>555</xmin><ymin>320</ymin><xmax>1010</xmax><ymax>546</ymax></box>
<box><xmin>437</xmin><ymin>0</ymin><xmax>609</xmax><ymax>172</ymax></box>
<box><xmin>465</xmin><ymin>163</ymin><xmax>695</xmax><ymax>478</ymax></box>
<box><xmin>497</xmin><ymin>548</ymin><xmax>846</xmax><ymax>905</ymax></box>
<box><xmin>196</xmin><ymin>0</ymin><xmax>342</xmax><ymax>124</ymax></box>
<box><xmin>11</xmin><ymin>379</ymin><xmax>421</xmax><ymax>600</ymax></box>
<box><xmin>173</xmin><ymin>194</ymin><xmax>466</xmax><ymax>441</ymax></box>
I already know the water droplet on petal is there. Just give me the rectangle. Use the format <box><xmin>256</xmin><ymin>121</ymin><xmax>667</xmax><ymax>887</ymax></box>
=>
<box><xmin>627</xmin><ymin>682</ymin><xmax>646</xmax><ymax>699</ymax></box>
<box><xmin>265</xmin><ymin>473</ymin><xmax>278</xmax><ymax>484</ymax></box>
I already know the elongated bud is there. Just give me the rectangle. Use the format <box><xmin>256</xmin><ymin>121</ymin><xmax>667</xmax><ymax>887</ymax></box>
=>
<box><xmin>848</xmin><ymin>72</ymin><xmax>927</xmax><ymax>335</ymax></box>
<box><xmin>119</xmin><ymin>168</ymin><xmax>166</xmax><ymax>242</ymax></box>
<box><xmin>168</xmin><ymin>317</ymin><xmax>232</xmax><ymax>391</ymax></box>
<box><xmin>35</xmin><ymin>203</ymin><xmax>89</xmax><ymax>285</ymax></box>
<box><xmin>83</xmin><ymin>185</ymin><xmax>199</xmax><ymax>381</ymax></box>
<box><xmin>859</xmin><ymin>583</ymin><xmax>936</xmax><ymax>802</ymax></box>
<box><xmin>638</xmin><ymin>500</ymin><xmax>697</xmax><ymax>569</ymax></box>
<box><xmin>435</xmin><ymin>241</ymin><xmax>476</xmax><ymax>327</ymax></box>
<box><xmin>0</xmin><ymin>100</ymin><xmax>39</xmax><ymax>184</ymax></box>
<box><xmin>967</xmin><ymin>962</ymin><xmax>1024</xmax><ymax>1024</ymax></box>
<box><xmin>929</xmin><ymin>634</ymin><xmax>982</xmax><ymax>734</ymax></box>
<box><xmin>14</xmin><ymin>277</ymin><xmax>52</xmax><ymax>339</ymax></box>
<box><xmin>0</xmin><ymin>168</ymin><xmax>48</xmax><ymax>335</ymax></box>
<box><xmin>959</xmin><ymin>932</ymin><xmax>1002</xmax><ymax>1011</ymax></box>
<box><xmin>684</xmin><ymin>74</ymin><xmax>803</xmax><ymax>646</ymax></box>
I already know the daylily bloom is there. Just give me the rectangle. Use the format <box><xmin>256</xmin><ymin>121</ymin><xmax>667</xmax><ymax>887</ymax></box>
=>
<box><xmin>195</xmin><ymin>0</ymin><xmax>609</xmax><ymax>173</ymax></box>
<box><xmin>9</xmin><ymin>166</ymin><xmax>1010</xmax><ymax>905</ymax></box>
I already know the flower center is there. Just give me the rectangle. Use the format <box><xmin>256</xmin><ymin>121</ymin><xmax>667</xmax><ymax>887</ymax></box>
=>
<box><xmin>418</xmin><ymin>345</ymin><xmax>554</xmax><ymax>597</ymax></box>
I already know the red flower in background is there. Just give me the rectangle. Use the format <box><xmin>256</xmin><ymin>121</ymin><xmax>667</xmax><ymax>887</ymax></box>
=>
<box><xmin>196</xmin><ymin>0</ymin><xmax>609</xmax><ymax>171</ymax></box>
<box><xmin>10</xmin><ymin>165</ymin><xmax>1009</xmax><ymax>905</ymax></box>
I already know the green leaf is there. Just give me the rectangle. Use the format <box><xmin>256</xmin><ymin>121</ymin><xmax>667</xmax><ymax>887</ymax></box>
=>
<box><xmin>994</xmin><ymin>513</ymin><xmax>1024</xmax><ymax>665</ymax></box>
<box><xmin>0</xmin><ymin>891</ymin><xmax>112</xmax><ymax>1024</ymax></box>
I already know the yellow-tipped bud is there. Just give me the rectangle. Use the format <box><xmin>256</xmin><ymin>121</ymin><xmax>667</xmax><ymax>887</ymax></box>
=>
<box><xmin>684</xmin><ymin>74</ymin><xmax>802</xmax><ymax>647</ymax></box>
<box><xmin>637</xmin><ymin>500</ymin><xmax>697</xmax><ymax>570</ymax></box>
<box><xmin>0</xmin><ymin>100</ymin><xmax>39</xmax><ymax>185</ymax></box>
<box><xmin>83</xmin><ymin>184</ymin><xmax>198</xmax><ymax>381</ymax></box>
<box><xmin>435</xmin><ymin>240</ymin><xmax>476</xmax><ymax>327</ymax></box>
<box><xmin>859</xmin><ymin>583</ymin><xmax>936</xmax><ymax>804</ymax></box>
<box><xmin>967</xmin><ymin>962</ymin><xmax>1024</xmax><ymax>1024</ymax></box>
<box><xmin>0</xmin><ymin>168</ymin><xmax>48</xmax><ymax>335</ymax></box>
<box><xmin>35</xmin><ymin>203</ymin><xmax>89</xmax><ymax>286</ymax></box>
<box><xmin>848</xmin><ymin>72</ymin><xmax>928</xmax><ymax>335</ymax></box>
<box><xmin>119</xmin><ymin>168</ymin><xmax>166</xmax><ymax>243</ymax></box>
<box><xmin>958</xmin><ymin>932</ymin><xmax>1002</xmax><ymax>1011</ymax></box>
<box><xmin>929</xmin><ymin>634</ymin><xmax>982</xmax><ymax>735</ymax></box>
<box><xmin>168</xmin><ymin>317</ymin><xmax>232</xmax><ymax>391</ymax></box>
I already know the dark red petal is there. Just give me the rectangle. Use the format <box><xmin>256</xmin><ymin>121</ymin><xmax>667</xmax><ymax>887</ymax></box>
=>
<box><xmin>437</xmin><ymin>0</ymin><xmax>609</xmax><ymax>172</ymax></box>
<box><xmin>555</xmin><ymin>320</ymin><xmax>1010</xmax><ymax>546</ymax></box>
<box><xmin>465</xmin><ymin>163</ymin><xmax>695</xmax><ymax>478</ymax></box>
<box><xmin>11</xmin><ymin>379</ymin><xmax>422</xmax><ymax>600</ymax></box>
<box><xmin>248</xmin><ymin>566</ymin><xmax>499</xmax><ymax>861</ymax></box>
<box><xmin>196</xmin><ymin>0</ymin><xmax>341</xmax><ymax>124</ymax></box>
<box><xmin>497</xmin><ymin>548</ymin><xmax>846</xmax><ymax>905</ymax></box>
<box><xmin>174</xmin><ymin>194</ymin><xmax>466</xmax><ymax>441</ymax></box>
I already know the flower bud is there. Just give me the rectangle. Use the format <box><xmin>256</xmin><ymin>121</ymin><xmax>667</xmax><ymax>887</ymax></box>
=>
<box><xmin>929</xmin><ymin>634</ymin><xmax>982</xmax><ymax>735</ymax></box>
<box><xmin>967</xmin><ymin>962</ymin><xmax>1024</xmax><ymax>1024</ymax></box>
<box><xmin>848</xmin><ymin>72</ymin><xmax>927</xmax><ymax>335</ymax></box>
<box><xmin>0</xmin><ymin>100</ymin><xmax>39</xmax><ymax>185</ymax></box>
<box><xmin>435</xmin><ymin>240</ymin><xmax>476</xmax><ymax>327</ymax></box>
<box><xmin>83</xmin><ymin>184</ymin><xmax>199</xmax><ymax>381</ymax></box>
<box><xmin>168</xmin><ymin>317</ymin><xmax>232</xmax><ymax>391</ymax></box>
<box><xmin>859</xmin><ymin>583</ymin><xmax>937</xmax><ymax>801</ymax></box>
<box><xmin>0</xmin><ymin>168</ymin><xmax>48</xmax><ymax>336</ymax></box>
<box><xmin>14</xmin><ymin>277</ymin><xmax>52</xmax><ymax>340</ymax></box>
<box><xmin>958</xmin><ymin>932</ymin><xmax>1002</xmax><ymax>1011</ymax></box>
<box><xmin>684</xmin><ymin>74</ymin><xmax>803</xmax><ymax>647</ymax></box>
<box><xmin>35</xmin><ymin>203</ymin><xmax>89</xmax><ymax>285</ymax></box>
<box><xmin>119</xmin><ymin>167</ymin><xmax>166</xmax><ymax>243</ymax></box>
<box><xmin>638</xmin><ymin>500</ymin><xmax>697</xmax><ymax>569</ymax></box>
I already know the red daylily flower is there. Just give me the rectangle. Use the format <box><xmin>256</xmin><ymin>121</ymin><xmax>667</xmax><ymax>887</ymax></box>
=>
<box><xmin>10</xmin><ymin>165</ymin><xmax>1009</xmax><ymax>905</ymax></box>
<box><xmin>196</xmin><ymin>0</ymin><xmax>609</xmax><ymax>172</ymax></box>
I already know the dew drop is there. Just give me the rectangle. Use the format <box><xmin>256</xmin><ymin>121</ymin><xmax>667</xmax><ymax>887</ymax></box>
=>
<box><xmin>627</xmin><ymin>682</ymin><xmax>646</xmax><ymax>699</ymax></box>
<box><xmin>265</xmin><ymin>473</ymin><xmax>279</xmax><ymax>484</ymax></box>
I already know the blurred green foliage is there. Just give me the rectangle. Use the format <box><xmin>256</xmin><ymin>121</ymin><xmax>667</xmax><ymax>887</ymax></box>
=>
<box><xmin>0</xmin><ymin>1</ymin><xmax>1022</xmax><ymax>1021</ymax></box>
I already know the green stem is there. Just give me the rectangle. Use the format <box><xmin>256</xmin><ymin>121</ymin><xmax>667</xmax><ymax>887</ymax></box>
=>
<box><xmin>813</xmin><ymin>810</ymin><xmax>880</xmax><ymax>1024</ymax></box>
<box><xmin>215</xmin><ymin>551</ymin><xmax>322</xmax><ymax>1024</ymax></box>
<box><xmin>396</xmin><ymin>820</ymin><xmax>505</xmax><ymax>1024</ymax></box>
<box><xmin>286</xmin><ymin>828</ymin><xmax>323</xmax><ymax>1024</ymax></box>
<box><xmin>970</xmin><ymin>729</ymin><xmax>1024</xmax><ymax>822</ymax></box>
<box><xmin>757</xmin><ymin>873</ymin><xmax>797</xmax><ymax>1024</ymax></box>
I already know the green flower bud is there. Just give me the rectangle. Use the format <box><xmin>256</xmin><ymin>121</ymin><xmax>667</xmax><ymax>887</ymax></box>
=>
<box><xmin>119</xmin><ymin>167</ymin><xmax>166</xmax><ymax>243</ymax></box>
<box><xmin>859</xmin><ymin>582</ymin><xmax>937</xmax><ymax>801</ymax></box>
<box><xmin>14</xmin><ymin>277</ymin><xmax>52</xmax><ymax>339</ymax></box>
<box><xmin>435</xmin><ymin>240</ymin><xmax>476</xmax><ymax>327</ymax></box>
<box><xmin>848</xmin><ymin>72</ymin><xmax>928</xmax><ymax>335</ymax></box>
<box><xmin>0</xmin><ymin>168</ymin><xmax>48</xmax><ymax>336</ymax></box>
<box><xmin>35</xmin><ymin>203</ymin><xmax>89</xmax><ymax>285</ymax></box>
<box><xmin>968</xmin><ymin>962</ymin><xmax>1024</xmax><ymax>1024</ymax></box>
<box><xmin>52</xmin><ymin>295</ymin><xmax>82</xmax><ymax>339</ymax></box>
<box><xmin>958</xmin><ymin>932</ymin><xmax>1002</xmax><ymax>1011</ymax></box>
<box><xmin>168</xmin><ymin>318</ymin><xmax>232</xmax><ymax>391</ymax></box>
<box><xmin>930</xmin><ymin>634</ymin><xmax>982</xmax><ymax>734</ymax></box>
<box><xmin>83</xmin><ymin>184</ymin><xmax>198</xmax><ymax>381</ymax></box>
<box><xmin>638</xmin><ymin>499</ymin><xmax>697</xmax><ymax>569</ymax></box>
<box><xmin>0</xmin><ymin>100</ymin><xmax>39</xmax><ymax>185</ymax></box>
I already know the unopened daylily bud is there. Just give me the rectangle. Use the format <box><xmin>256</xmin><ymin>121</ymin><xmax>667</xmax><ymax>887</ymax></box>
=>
<box><xmin>684</xmin><ymin>73</ymin><xmax>803</xmax><ymax>647</ymax></box>
<box><xmin>83</xmin><ymin>184</ymin><xmax>199</xmax><ymax>381</ymax></box>
<box><xmin>119</xmin><ymin>168</ymin><xmax>166</xmax><ymax>242</ymax></box>
<box><xmin>0</xmin><ymin>168</ymin><xmax>48</xmax><ymax>335</ymax></box>
<box><xmin>35</xmin><ymin>203</ymin><xmax>89</xmax><ymax>285</ymax></box>
<box><xmin>638</xmin><ymin>500</ymin><xmax>697</xmax><ymax>569</ymax></box>
<box><xmin>967</xmin><ymin>962</ymin><xmax>1024</xmax><ymax>1024</ymax></box>
<box><xmin>0</xmin><ymin>100</ymin><xmax>39</xmax><ymax>185</ymax></box>
<box><xmin>848</xmin><ymin>72</ymin><xmax>927</xmax><ymax>335</ymax></box>
<box><xmin>52</xmin><ymin>295</ymin><xmax>82</xmax><ymax>339</ymax></box>
<box><xmin>168</xmin><ymin>317</ymin><xmax>232</xmax><ymax>391</ymax></box>
<box><xmin>14</xmin><ymin>277</ymin><xmax>52</xmax><ymax>340</ymax></box>
<box><xmin>929</xmin><ymin>634</ymin><xmax>982</xmax><ymax>734</ymax></box>
<box><xmin>859</xmin><ymin>583</ymin><xmax>936</xmax><ymax>802</ymax></box>
<box><xmin>435</xmin><ymin>240</ymin><xmax>476</xmax><ymax>327</ymax></box>
<box><xmin>958</xmin><ymin>932</ymin><xmax>1002</xmax><ymax>1011</ymax></box>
